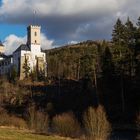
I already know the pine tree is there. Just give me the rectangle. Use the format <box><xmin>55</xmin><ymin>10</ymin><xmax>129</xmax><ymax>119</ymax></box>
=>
<box><xmin>135</xmin><ymin>17</ymin><xmax>140</xmax><ymax>52</ymax></box>
<box><xmin>135</xmin><ymin>17</ymin><xmax>140</xmax><ymax>77</ymax></box>
<box><xmin>124</xmin><ymin>17</ymin><xmax>136</xmax><ymax>48</ymax></box>
<box><xmin>102</xmin><ymin>46</ymin><xmax>114</xmax><ymax>78</ymax></box>
<box><xmin>137</xmin><ymin>17</ymin><xmax>140</xmax><ymax>27</ymax></box>
<box><xmin>9</xmin><ymin>66</ymin><xmax>18</xmax><ymax>83</ymax></box>
<box><xmin>125</xmin><ymin>18</ymin><xmax>137</xmax><ymax>77</ymax></box>
<box><xmin>23</xmin><ymin>56</ymin><xmax>30</xmax><ymax>78</ymax></box>
<box><xmin>112</xmin><ymin>18</ymin><xmax>125</xmax><ymax>46</ymax></box>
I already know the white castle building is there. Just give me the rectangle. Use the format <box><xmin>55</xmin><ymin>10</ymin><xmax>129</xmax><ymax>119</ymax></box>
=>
<box><xmin>0</xmin><ymin>25</ymin><xmax>46</xmax><ymax>80</ymax></box>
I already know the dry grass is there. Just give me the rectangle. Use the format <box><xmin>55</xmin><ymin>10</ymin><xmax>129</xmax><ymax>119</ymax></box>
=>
<box><xmin>0</xmin><ymin>80</ymin><xmax>30</xmax><ymax>106</ymax></box>
<box><xmin>0</xmin><ymin>127</ymin><xmax>70</xmax><ymax>140</ymax></box>
<box><xmin>84</xmin><ymin>105</ymin><xmax>111</xmax><ymax>140</ymax></box>
<box><xmin>0</xmin><ymin>111</ymin><xmax>27</xmax><ymax>129</ymax></box>
<box><xmin>27</xmin><ymin>105</ymin><xmax>49</xmax><ymax>134</ymax></box>
<box><xmin>52</xmin><ymin>112</ymin><xmax>81</xmax><ymax>138</ymax></box>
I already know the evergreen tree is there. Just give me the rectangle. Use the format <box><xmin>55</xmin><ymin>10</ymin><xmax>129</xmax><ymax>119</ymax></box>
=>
<box><xmin>125</xmin><ymin>18</ymin><xmax>137</xmax><ymax>77</ymax></box>
<box><xmin>102</xmin><ymin>46</ymin><xmax>114</xmax><ymax>78</ymax></box>
<box><xmin>112</xmin><ymin>18</ymin><xmax>125</xmax><ymax>46</ymax></box>
<box><xmin>23</xmin><ymin>56</ymin><xmax>30</xmax><ymax>78</ymax></box>
<box><xmin>135</xmin><ymin>17</ymin><xmax>140</xmax><ymax>52</ymax></box>
<box><xmin>135</xmin><ymin>17</ymin><xmax>140</xmax><ymax>77</ymax></box>
<box><xmin>124</xmin><ymin>17</ymin><xmax>136</xmax><ymax>48</ymax></box>
<box><xmin>9</xmin><ymin>66</ymin><xmax>18</xmax><ymax>83</ymax></box>
<box><xmin>137</xmin><ymin>17</ymin><xmax>140</xmax><ymax>27</ymax></box>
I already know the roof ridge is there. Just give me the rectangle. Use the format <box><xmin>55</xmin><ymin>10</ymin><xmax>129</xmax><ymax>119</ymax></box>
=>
<box><xmin>14</xmin><ymin>44</ymin><xmax>30</xmax><ymax>53</ymax></box>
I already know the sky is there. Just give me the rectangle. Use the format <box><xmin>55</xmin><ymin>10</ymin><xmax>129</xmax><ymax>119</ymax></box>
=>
<box><xmin>0</xmin><ymin>0</ymin><xmax>140</xmax><ymax>54</ymax></box>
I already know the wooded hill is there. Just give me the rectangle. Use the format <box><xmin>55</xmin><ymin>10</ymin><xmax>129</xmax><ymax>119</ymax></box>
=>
<box><xmin>45</xmin><ymin>17</ymin><xmax>140</xmax><ymax>123</ymax></box>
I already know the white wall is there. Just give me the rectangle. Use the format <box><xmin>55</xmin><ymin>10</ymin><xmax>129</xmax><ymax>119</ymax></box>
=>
<box><xmin>30</xmin><ymin>44</ymin><xmax>41</xmax><ymax>54</ymax></box>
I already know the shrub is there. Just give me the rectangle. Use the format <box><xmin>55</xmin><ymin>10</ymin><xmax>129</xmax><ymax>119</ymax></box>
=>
<box><xmin>52</xmin><ymin>112</ymin><xmax>81</xmax><ymax>138</ymax></box>
<box><xmin>27</xmin><ymin>105</ymin><xmax>48</xmax><ymax>134</ymax></box>
<box><xmin>0</xmin><ymin>108</ymin><xmax>27</xmax><ymax>129</ymax></box>
<box><xmin>34</xmin><ymin>111</ymin><xmax>49</xmax><ymax>134</ymax></box>
<box><xmin>84</xmin><ymin>105</ymin><xmax>111</xmax><ymax>140</ymax></box>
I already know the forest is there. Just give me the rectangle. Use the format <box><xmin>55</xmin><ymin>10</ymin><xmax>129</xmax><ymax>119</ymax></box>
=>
<box><xmin>45</xmin><ymin>17</ymin><xmax>140</xmax><ymax>123</ymax></box>
<box><xmin>0</xmin><ymin>17</ymin><xmax>140</xmax><ymax>140</ymax></box>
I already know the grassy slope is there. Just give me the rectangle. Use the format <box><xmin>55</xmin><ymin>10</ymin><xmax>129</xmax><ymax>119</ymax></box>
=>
<box><xmin>0</xmin><ymin>128</ymin><xmax>67</xmax><ymax>140</ymax></box>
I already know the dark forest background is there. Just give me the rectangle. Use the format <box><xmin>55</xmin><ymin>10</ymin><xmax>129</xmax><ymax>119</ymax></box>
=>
<box><xmin>44</xmin><ymin>17</ymin><xmax>140</xmax><ymax>124</ymax></box>
<box><xmin>1</xmin><ymin>17</ymin><xmax>140</xmax><ymax>128</ymax></box>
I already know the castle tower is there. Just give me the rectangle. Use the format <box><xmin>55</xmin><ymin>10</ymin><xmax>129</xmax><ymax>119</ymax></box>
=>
<box><xmin>27</xmin><ymin>25</ymin><xmax>41</xmax><ymax>53</ymax></box>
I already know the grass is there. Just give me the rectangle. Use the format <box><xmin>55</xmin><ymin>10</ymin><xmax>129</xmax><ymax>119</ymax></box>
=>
<box><xmin>0</xmin><ymin>127</ymin><xmax>69</xmax><ymax>140</ymax></box>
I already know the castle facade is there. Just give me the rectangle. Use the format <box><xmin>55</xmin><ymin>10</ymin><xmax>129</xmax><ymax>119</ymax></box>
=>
<box><xmin>0</xmin><ymin>25</ymin><xmax>46</xmax><ymax>80</ymax></box>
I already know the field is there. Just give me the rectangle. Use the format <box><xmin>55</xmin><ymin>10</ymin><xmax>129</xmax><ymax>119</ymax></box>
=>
<box><xmin>0</xmin><ymin>127</ymin><xmax>70</xmax><ymax>140</ymax></box>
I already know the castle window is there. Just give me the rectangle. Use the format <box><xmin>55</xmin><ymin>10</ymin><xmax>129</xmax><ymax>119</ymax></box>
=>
<box><xmin>35</xmin><ymin>40</ymin><xmax>37</xmax><ymax>43</ymax></box>
<box><xmin>35</xmin><ymin>32</ymin><xmax>37</xmax><ymax>36</ymax></box>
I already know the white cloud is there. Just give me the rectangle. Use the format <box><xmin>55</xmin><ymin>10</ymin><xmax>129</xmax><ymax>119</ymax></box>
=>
<box><xmin>0</xmin><ymin>0</ymin><xmax>119</xmax><ymax>17</ymax></box>
<box><xmin>0</xmin><ymin>0</ymin><xmax>140</xmax><ymax>42</ymax></box>
<box><xmin>68</xmin><ymin>41</ymin><xmax>78</xmax><ymax>45</ymax></box>
<box><xmin>40</xmin><ymin>33</ymin><xmax>54</xmax><ymax>50</ymax></box>
<box><xmin>3</xmin><ymin>35</ymin><xmax>26</xmax><ymax>55</ymax></box>
<box><xmin>3</xmin><ymin>33</ymin><xmax>53</xmax><ymax>54</ymax></box>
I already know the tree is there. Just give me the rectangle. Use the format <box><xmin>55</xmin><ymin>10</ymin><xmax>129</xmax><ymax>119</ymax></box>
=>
<box><xmin>124</xmin><ymin>17</ymin><xmax>136</xmax><ymax>48</ymax></box>
<box><xmin>23</xmin><ymin>56</ymin><xmax>30</xmax><ymax>78</ymax></box>
<box><xmin>102</xmin><ymin>46</ymin><xmax>114</xmax><ymax>78</ymax></box>
<box><xmin>30</xmin><ymin>69</ymin><xmax>37</xmax><ymax>82</ymax></box>
<box><xmin>112</xmin><ymin>18</ymin><xmax>125</xmax><ymax>46</ymax></box>
<box><xmin>84</xmin><ymin>106</ymin><xmax>111</xmax><ymax>140</ymax></box>
<box><xmin>135</xmin><ymin>17</ymin><xmax>140</xmax><ymax>50</ymax></box>
<box><xmin>9</xmin><ymin>66</ymin><xmax>18</xmax><ymax>83</ymax></box>
<box><xmin>124</xmin><ymin>18</ymin><xmax>137</xmax><ymax>77</ymax></box>
<box><xmin>134</xmin><ymin>17</ymin><xmax>140</xmax><ymax>78</ymax></box>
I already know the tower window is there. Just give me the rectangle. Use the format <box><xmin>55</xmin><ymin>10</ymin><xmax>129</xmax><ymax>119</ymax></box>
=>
<box><xmin>35</xmin><ymin>32</ymin><xmax>37</xmax><ymax>36</ymax></box>
<box><xmin>35</xmin><ymin>40</ymin><xmax>37</xmax><ymax>43</ymax></box>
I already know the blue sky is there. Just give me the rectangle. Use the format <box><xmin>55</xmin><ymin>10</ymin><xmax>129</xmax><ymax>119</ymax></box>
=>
<box><xmin>0</xmin><ymin>0</ymin><xmax>25</xmax><ymax>41</ymax></box>
<box><xmin>0</xmin><ymin>0</ymin><xmax>140</xmax><ymax>54</ymax></box>
<box><xmin>0</xmin><ymin>0</ymin><xmax>25</xmax><ymax>40</ymax></box>
<box><xmin>0</xmin><ymin>24</ymin><xmax>26</xmax><ymax>41</ymax></box>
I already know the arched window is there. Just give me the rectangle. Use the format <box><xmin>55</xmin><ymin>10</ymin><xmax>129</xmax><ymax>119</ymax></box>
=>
<box><xmin>35</xmin><ymin>40</ymin><xmax>37</xmax><ymax>43</ymax></box>
<box><xmin>35</xmin><ymin>32</ymin><xmax>37</xmax><ymax>36</ymax></box>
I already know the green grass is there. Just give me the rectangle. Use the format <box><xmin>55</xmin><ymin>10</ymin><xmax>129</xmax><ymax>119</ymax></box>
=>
<box><xmin>0</xmin><ymin>127</ymin><xmax>67</xmax><ymax>140</ymax></box>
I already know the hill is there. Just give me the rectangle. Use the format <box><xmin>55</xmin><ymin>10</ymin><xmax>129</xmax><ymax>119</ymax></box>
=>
<box><xmin>44</xmin><ymin>39</ymin><xmax>140</xmax><ymax>123</ymax></box>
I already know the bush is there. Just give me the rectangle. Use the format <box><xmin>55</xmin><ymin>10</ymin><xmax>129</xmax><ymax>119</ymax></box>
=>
<box><xmin>34</xmin><ymin>111</ymin><xmax>49</xmax><ymax>134</ymax></box>
<box><xmin>27</xmin><ymin>105</ymin><xmax>48</xmax><ymax>134</ymax></box>
<box><xmin>52</xmin><ymin>112</ymin><xmax>81</xmax><ymax>138</ymax></box>
<box><xmin>84</xmin><ymin>105</ymin><xmax>111</xmax><ymax>140</ymax></box>
<box><xmin>0</xmin><ymin>108</ymin><xmax>27</xmax><ymax>129</ymax></box>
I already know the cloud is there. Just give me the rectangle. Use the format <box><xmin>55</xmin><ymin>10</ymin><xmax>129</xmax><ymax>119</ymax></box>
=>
<box><xmin>40</xmin><ymin>33</ymin><xmax>54</xmax><ymax>50</ymax></box>
<box><xmin>68</xmin><ymin>40</ymin><xmax>78</xmax><ymax>45</ymax></box>
<box><xmin>3</xmin><ymin>33</ymin><xmax>53</xmax><ymax>54</ymax></box>
<box><xmin>4</xmin><ymin>35</ymin><xmax>26</xmax><ymax>55</ymax></box>
<box><xmin>0</xmin><ymin>0</ymin><xmax>140</xmax><ymax>44</ymax></box>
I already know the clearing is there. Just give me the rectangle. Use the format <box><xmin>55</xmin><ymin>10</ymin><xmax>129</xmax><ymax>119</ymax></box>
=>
<box><xmin>0</xmin><ymin>127</ymin><xmax>70</xmax><ymax>140</ymax></box>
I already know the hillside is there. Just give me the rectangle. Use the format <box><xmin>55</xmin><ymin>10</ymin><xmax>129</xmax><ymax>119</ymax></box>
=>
<box><xmin>44</xmin><ymin>38</ymin><xmax>140</xmax><ymax>123</ymax></box>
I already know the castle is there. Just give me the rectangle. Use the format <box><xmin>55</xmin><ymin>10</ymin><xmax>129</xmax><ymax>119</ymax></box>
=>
<box><xmin>0</xmin><ymin>25</ymin><xmax>46</xmax><ymax>80</ymax></box>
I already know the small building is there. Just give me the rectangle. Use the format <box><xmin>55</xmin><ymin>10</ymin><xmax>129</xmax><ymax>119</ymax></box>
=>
<box><xmin>0</xmin><ymin>25</ymin><xmax>46</xmax><ymax>80</ymax></box>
